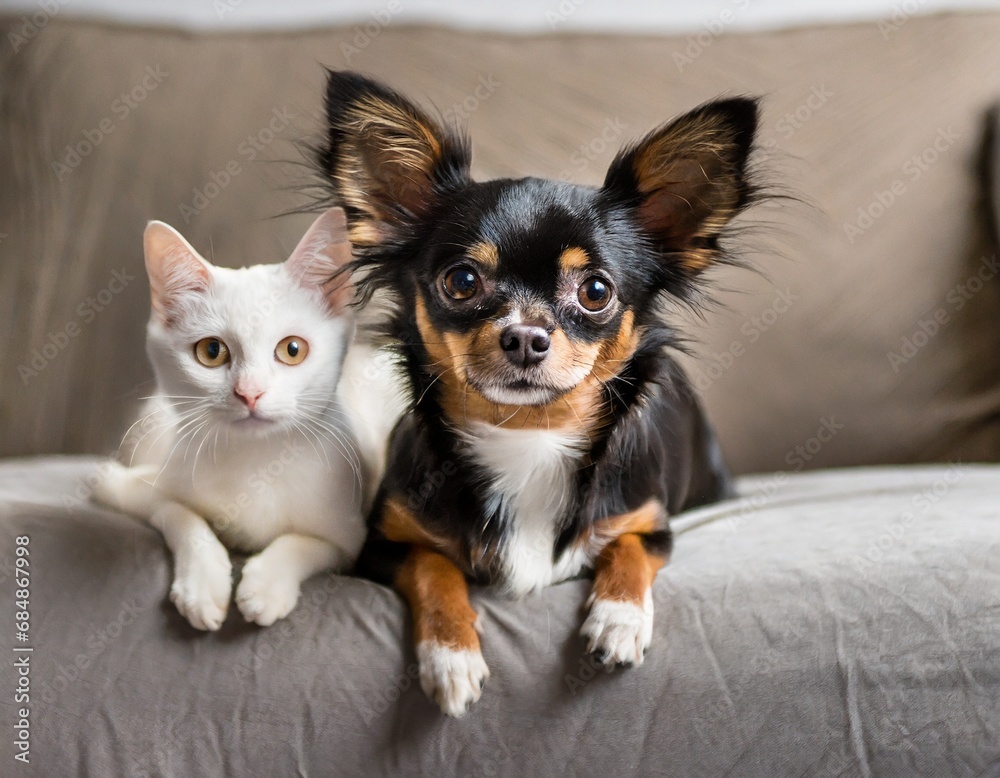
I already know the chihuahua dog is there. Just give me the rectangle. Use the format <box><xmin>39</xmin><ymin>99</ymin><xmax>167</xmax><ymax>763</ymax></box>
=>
<box><xmin>318</xmin><ymin>71</ymin><xmax>758</xmax><ymax>716</ymax></box>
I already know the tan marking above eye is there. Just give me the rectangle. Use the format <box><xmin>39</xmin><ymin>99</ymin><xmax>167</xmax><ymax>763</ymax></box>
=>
<box><xmin>194</xmin><ymin>337</ymin><xmax>230</xmax><ymax>368</ymax></box>
<box><xmin>466</xmin><ymin>241</ymin><xmax>499</xmax><ymax>270</ymax></box>
<box><xmin>559</xmin><ymin>246</ymin><xmax>590</xmax><ymax>272</ymax></box>
<box><xmin>275</xmin><ymin>336</ymin><xmax>309</xmax><ymax>365</ymax></box>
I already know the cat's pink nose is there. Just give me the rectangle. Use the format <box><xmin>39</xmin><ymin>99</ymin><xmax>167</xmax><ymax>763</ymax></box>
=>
<box><xmin>234</xmin><ymin>387</ymin><xmax>265</xmax><ymax>411</ymax></box>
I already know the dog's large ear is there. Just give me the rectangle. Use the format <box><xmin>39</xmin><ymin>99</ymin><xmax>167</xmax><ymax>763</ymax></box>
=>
<box><xmin>319</xmin><ymin>71</ymin><xmax>471</xmax><ymax>247</ymax></box>
<box><xmin>601</xmin><ymin>97</ymin><xmax>758</xmax><ymax>282</ymax></box>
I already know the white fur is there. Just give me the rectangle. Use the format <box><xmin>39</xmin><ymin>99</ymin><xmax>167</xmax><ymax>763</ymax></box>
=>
<box><xmin>580</xmin><ymin>589</ymin><xmax>655</xmax><ymax>666</ymax></box>
<box><xmin>459</xmin><ymin>422</ymin><xmax>594</xmax><ymax>597</ymax></box>
<box><xmin>337</xmin><ymin>342</ymin><xmax>408</xmax><ymax>509</ymax></box>
<box><xmin>416</xmin><ymin>641</ymin><xmax>490</xmax><ymax>718</ymax></box>
<box><xmin>93</xmin><ymin>211</ymin><xmax>370</xmax><ymax>630</ymax></box>
<box><xmin>474</xmin><ymin>384</ymin><xmax>559</xmax><ymax>406</ymax></box>
<box><xmin>234</xmin><ymin>534</ymin><xmax>344</xmax><ymax>626</ymax></box>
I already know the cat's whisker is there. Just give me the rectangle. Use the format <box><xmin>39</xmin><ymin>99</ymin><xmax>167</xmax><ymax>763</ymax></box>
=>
<box><xmin>306</xmin><ymin>420</ymin><xmax>337</xmax><ymax>471</ymax></box>
<box><xmin>173</xmin><ymin>418</ymin><xmax>205</xmax><ymax>464</ymax></box>
<box><xmin>180</xmin><ymin>420</ymin><xmax>212</xmax><ymax>467</ymax></box>
<box><xmin>153</xmin><ymin>410</ymin><xmax>211</xmax><ymax>485</ymax></box>
<box><xmin>291</xmin><ymin>418</ymin><xmax>330</xmax><ymax>470</ymax></box>
<box><xmin>296</xmin><ymin>393</ymin><xmax>347</xmax><ymax>409</ymax></box>
<box><xmin>293</xmin><ymin>400</ymin><xmax>367</xmax><ymax>483</ymax></box>
<box><xmin>211</xmin><ymin>425</ymin><xmax>222</xmax><ymax>467</ymax></box>
<box><xmin>302</xmin><ymin>413</ymin><xmax>358</xmax><ymax>465</ymax></box>
<box><xmin>119</xmin><ymin>411</ymin><xmax>171</xmax><ymax>463</ymax></box>
<box><xmin>295</xmin><ymin>401</ymin><xmax>358</xmax><ymax>422</ymax></box>
<box><xmin>191</xmin><ymin>419</ymin><xmax>219</xmax><ymax>476</ymax></box>
<box><xmin>127</xmin><ymin>404</ymin><xmax>209</xmax><ymax>467</ymax></box>
<box><xmin>118</xmin><ymin>408</ymin><xmax>162</xmax><ymax>450</ymax></box>
<box><xmin>301</xmin><ymin>413</ymin><xmax>363</xmax><ymax>483</ymax></box>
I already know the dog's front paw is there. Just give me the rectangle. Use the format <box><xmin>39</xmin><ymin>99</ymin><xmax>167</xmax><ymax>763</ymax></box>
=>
<box><xmin>581</xmin><ymin>590</ymin><xmax>654</xmax><ymax>668</ymax></box>
<box><xmin>235</xmin><ymin>554</ymin><xmax>301</xmax><ymax>627</ymax></box>
<box><xmin>170</xmin><ymin>543</ymin><xmax>233</xmax><ymax>631</ymax></box>
<box><xmin>417</xmin><ymin>641</ymin><xmax>490</xmax><ymax>717</ymax></box>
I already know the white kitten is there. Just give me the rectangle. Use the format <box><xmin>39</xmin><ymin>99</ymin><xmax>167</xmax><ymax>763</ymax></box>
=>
<box><xmin>94</xmin><ymin>208</ymin><xmax>367</xmax><ymax>631</ymax></box>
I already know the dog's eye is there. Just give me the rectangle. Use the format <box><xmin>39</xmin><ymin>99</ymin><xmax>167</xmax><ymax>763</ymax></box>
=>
<box><xmin>577</xmin><ymin>277</ymin><xmax>612</xmax><ymax>312</ymax></box>
<box><xmin>443</xmin><ymin>266</ymin><xmax>480</xmax><ymax>301</ymax></box>
<box><xmin>275</xmin><ymin>336</ymin><xmax>309</xmax><ymax>366</ymax></box>
<box><xmin>194</xmin><ymin>337</ymin><xmax>230</xmax><ymax>367</ymax></box>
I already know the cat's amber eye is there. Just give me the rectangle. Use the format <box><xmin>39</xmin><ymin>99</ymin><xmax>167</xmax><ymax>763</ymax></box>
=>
<box><xmin>275</xmin><ymin>336</ymin><xmax>309</xmax><ymax>366</ymax></box>
<box><xmin>194</xmin><ymin>337</ymin><xmax>230</xmax><ymax>367</ymax></box>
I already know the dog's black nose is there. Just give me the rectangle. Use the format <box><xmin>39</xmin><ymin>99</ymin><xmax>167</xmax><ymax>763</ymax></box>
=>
<box><xmin>500</xmin><ymin>324</ymin><xmax>551</xmax><ymax>367</ymax></box>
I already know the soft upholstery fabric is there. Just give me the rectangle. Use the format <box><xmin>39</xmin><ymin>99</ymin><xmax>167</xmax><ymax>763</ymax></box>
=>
<box><xmin>3</xmin><ymin>15</ymin><xmax>1000</xmax><ymax>471</ymax></box>
<box><xmin>1</xmin><ymin>457</ymin><xmax>998</xmax><ymax>775</ymax></box>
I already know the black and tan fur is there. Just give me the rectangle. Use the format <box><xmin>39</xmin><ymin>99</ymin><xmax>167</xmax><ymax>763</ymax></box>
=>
<box><xmin>317</xmin><ymin>71</ymin><xmax>759</xmax><ymax>716</ymax></box>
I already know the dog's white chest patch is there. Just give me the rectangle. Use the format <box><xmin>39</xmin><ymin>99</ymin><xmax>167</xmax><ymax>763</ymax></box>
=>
<box><xmin>460</xmin><ymin>423</ymin><xmax>593</xmax><ymax>596</ymax></box>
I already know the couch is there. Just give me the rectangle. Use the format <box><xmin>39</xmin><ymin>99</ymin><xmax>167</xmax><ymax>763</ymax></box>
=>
<box><xmin>2</xmin><ymin>11</ymin><xmax>1000</xmax><ymax>776</ymax></box>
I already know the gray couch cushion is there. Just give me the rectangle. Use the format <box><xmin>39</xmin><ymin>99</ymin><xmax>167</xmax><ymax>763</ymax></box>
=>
<box><xmin>1</xmin><ymin>457</ymin><xmax>998</xmax><ymax>775</ymax></box>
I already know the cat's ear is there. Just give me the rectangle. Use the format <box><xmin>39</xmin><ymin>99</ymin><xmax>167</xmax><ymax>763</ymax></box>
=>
<box><xmin>320</xmin><ymin>70</ymin><xmax>471</xmax><ymax>247</ymax></box>
<box><xmin>285</xmin><ymin>207</ymin><xmax>354</xmax><ymax>312</ymax></box>
<box><xmin>143</xmin><ymin>221</ymin><xmax>213</xmax><ymax>325</ymax></box>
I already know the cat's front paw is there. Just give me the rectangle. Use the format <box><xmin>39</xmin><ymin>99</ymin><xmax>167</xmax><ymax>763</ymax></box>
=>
<box><xmin>417</xmin><ymin>641</ymin><xmax>490</xmax><ymax>717</ymax></box>
<box><xmin>235</xmin><ymin>554</ymin><xmax>301</xmax><ymax>627</ymax></box>
<box><xmin>580</xmin><ymin>591</ymin><xmax>654</xmax><ymax>668</ymax></box>
<box><xmin>170</xmin><ymin>544</ymin><xmax>233</xmax><ymax>631</ymax></box>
